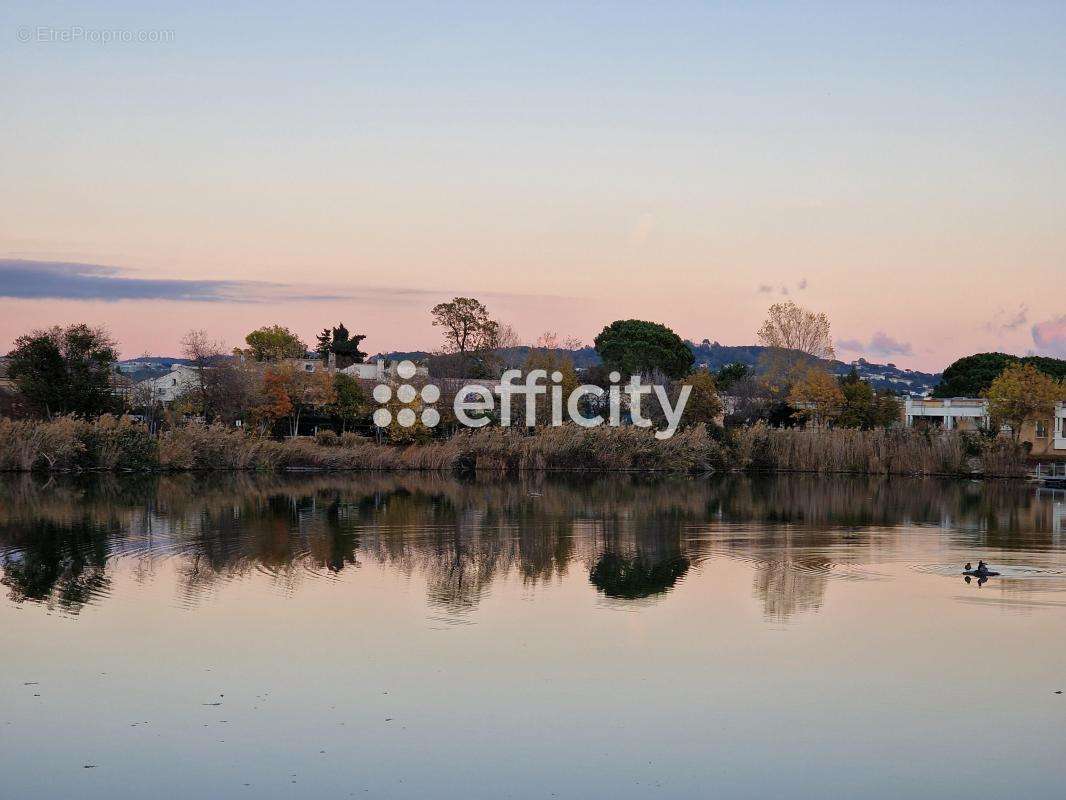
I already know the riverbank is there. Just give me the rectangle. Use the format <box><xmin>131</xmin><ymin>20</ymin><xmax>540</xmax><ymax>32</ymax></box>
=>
<box><xmin>0</xmin><ymin>415</ymin><xmax>1030</xmax><ymax>477</ymax></box>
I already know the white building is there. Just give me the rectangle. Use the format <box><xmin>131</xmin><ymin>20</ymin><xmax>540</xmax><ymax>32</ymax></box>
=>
<box><xmin>903</xmin><ymin>397</ymin><xmax>990</xmax><ymax>430</ymax></box>
<box><xmin>340</xmin><ymin>358</ymin><xmax>429</xmax><ymax>381</ymax></box>
<box><xmin>1055</xmin><ymin>402</ymin><xmax>1066</xmax><ymax>451</ymax></box>
<box><xmin>138</xmin><ymin>365</ymin><xmax>199</xmax><ymax>404</ymax></box>
<box><xmin>903</xmin><ymin>398</ymin><xmax>1066</xmax><ymax>455</ymax></box>
<box><xmin>339</xmin><ymin>360</ymin><xmax>386</xmax><ymax>380</ymax></box>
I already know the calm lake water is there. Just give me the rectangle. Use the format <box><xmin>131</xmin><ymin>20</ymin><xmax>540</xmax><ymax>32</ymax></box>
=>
<box><xmin>2</xmin><ymin>473</ymin><xmax>1066</xmax><ymax>799</ymax></box>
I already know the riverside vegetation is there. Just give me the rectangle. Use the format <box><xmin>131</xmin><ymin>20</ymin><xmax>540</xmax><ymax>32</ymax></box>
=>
<box><xmin>0</xmin><ymin>415</ymin><xmax>1028</xmax><ymax>477</ymax></box>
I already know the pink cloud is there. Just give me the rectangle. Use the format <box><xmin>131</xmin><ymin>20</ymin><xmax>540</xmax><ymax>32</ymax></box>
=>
<box><xmin>836</xmin><ymin>331</ymin><xmax>913</xmax><ymax>358</ymax></box>
<box><xmin>1032</xmin><ymin>315</ymin><xmax>1066</xmax><ymax>356</ymax></box>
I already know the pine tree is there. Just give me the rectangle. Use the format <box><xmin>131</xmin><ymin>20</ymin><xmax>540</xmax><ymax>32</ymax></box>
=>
<box><xmin>315</xmin><ymin>328</ymin><xmax>333</xmax><ymax>361</ymax></box>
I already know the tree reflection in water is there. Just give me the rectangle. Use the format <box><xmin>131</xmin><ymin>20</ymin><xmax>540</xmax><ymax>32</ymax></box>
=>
<box><xmin>1</xmin><ymin>518</ymin><xmax>114</xmax><ymax>611</ymax></box>
<box><xmin>0</xmin><ymin>473</ymin><xmax>1059</xmax><ymax>617</ymax></box>
<box><xmin>590</xmin><ymin>553</ymin><xmax>690</xmax><ymax>599</ymax></box>
<box><xmin>589</xmin><ymin>514</ymin><xmax>690</xmax><ymax>599</ymax></box>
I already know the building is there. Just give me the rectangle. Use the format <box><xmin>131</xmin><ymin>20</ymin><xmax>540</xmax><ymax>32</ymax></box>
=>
<box><xmin>903</xmin><ymin>397</ymin><xmax>990</xmax><ymax>431</ymax></box>
<box><xmin>903</xmin><ymin>397</ymin><xmax>1066</xmax><ymax>457</ymax></box>
<box><xmin>340</xmin><ymin>358</ymin><xmax>429</xmax><ymax>381</ymax></box>
<box><xmin>137</xmin><ymin>365</ymin><xmax>199</xmax><ymax>404</ymax></box>
<box><xmin>291</xmin><ymin>357</ymin><xmax>329</xmax><ymax>374</ymax></box>
<box><xmin>1022</xmin><ymin>402</ymin><xmax>1066</xmax><ymax>457</ymax></box>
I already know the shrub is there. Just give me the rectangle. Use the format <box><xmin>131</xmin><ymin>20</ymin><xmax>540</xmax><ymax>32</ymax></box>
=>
<box><xmin>337</xmin><ymin>431</ymin><xmax>368</xmax><ymax>448</ymax></box>
<box><xmin>76</xmin><ymin>414</ymin><xmax>158</xmax><ymax>470</ymax></box>
<box><xmin>314</xmin><ymin>429</ymin><xmax>339</xmax><ymax>447</ymax></box>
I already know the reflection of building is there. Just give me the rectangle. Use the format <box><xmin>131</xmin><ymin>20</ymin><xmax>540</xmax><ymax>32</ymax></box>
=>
<box><xmin>1038</xmin><ymin>489</ymin><xmax>1066</xmax><ymax>539</ymax></box>
<box><xmin>752</xmin><ymin>560</ymin><xmax>828</xmax><ymax>622</ymax></box>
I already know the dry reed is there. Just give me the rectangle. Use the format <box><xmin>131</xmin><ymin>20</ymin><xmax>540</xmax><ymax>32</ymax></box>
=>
<box><xmin>0</xmin><ymin>417</ymin><xmax>1031</xmax><ymax>477</ymax></box>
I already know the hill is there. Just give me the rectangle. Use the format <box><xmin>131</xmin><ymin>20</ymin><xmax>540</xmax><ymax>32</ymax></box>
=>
<box><xmin>381</xmin><ymin>341</ymin><xmax>942</xmax><ymax>396</ymax></box>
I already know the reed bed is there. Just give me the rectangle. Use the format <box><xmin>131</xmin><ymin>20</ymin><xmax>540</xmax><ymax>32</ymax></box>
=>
<box><xmin>732</xmin><ymin>423</ymin><xmax>1028</xmax><ymax>477</ymax></box>
<box><xmin>0</xmin><ymin>416</ymin><xmax>1030</xmax><ymax>477</ymax></box>
<box><xmin>0</xmin><ymin>415</ymin><xmax>156</xmax><ymax>472</ymax></box>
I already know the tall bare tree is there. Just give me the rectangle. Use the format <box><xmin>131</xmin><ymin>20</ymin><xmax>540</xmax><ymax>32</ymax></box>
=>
<box><xmin>756</xmin><ymin>301</ymin><xmax>835</xmax><ymax>391</ymax></box>
<box><xmin>181</xmin><ymin>330</ymin><xmax>227</xmax><ymax>423</ymax></box>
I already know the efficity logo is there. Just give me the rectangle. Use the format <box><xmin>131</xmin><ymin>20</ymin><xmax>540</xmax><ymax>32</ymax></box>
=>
<box><xmin>373</xmin><ymin>362</ymin><xmax>691</xmax><ymax>439</ymax></box>
<box><xmin>372</xmin><ymin>360</ymin><xmax>441</xmax><ymax>428</ymax></box>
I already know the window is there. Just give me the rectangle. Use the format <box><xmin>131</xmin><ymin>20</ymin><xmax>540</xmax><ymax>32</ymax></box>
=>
<box><xmin>305</xmin><ymin>364</ymin><xmax>314</xmax><ymax>372</ymax></box>
<box><xmin>1036</xmin><ymin>421</ymin><xmax>1048</xmax><ymax>438</ymax></box>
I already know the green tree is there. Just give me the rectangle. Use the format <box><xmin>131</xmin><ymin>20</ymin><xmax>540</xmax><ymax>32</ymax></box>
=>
<box><xmin>315</xmin><ymin>328</ymin><xmax>333</xmax><ymax>360</ymax></box>
<box><xmin>594</xmin><ymin>319</ymin><xmax>694</xmax><ymax>380</ymax></box>
<box><xmin>833</xmin><ymin>368</ymin><xmax>901</xmax><ymax>428</ymax></box>
<box><xmin>241</xmin><ymin>325</ymin><xmax>307</xmax><ymax>362</ymax></box>
<box><xmin>329</xmin><ymin>373</ymin><xmax>367</xmax><ymax>432</ymax></box>
<box><xmin>869</xmin><ymin>391</ymin><xmax>903</xmax><ymax>428</ymax></box>
<box><xmin>316</xmin><ymin>323</ymin><xmax>367</xmax><ymax>368</ymax></box>
<box><xmin>680</xmin><ymin>368</ymin><xmax>723</xmax><ymax>427</ymax></box>
<box><xmin>934</xmin><ymin>352</ymin><xmax>1066</xmax><ymax>397</ymax></box>
<box><xmin>933</xmin><ymin>353</ymin><xmax>1018</xmax><ymax>397</ymax></box>
<box><xmin>6</xmin><ymin>324</ymin><xmax>119</xmax><ymax>417</ymax></box>
<box><xmin>715</xmin><ymin>362</ymin><xmax>749</xmax><ymax>392</ymax></box>
<box><xmin>1023</xmin><ymin>355</ymin><xmax>1066</xmax><ymax>381</ymax></box>
<box><xmin>430</xmin><ymin>297</ymin><xmax>500</xmax><ymax>375</ymax></box>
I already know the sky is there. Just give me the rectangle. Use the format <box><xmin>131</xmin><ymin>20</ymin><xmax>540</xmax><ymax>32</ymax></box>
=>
<box><xmin>2</xmin><ymin>1</ymin><xmax>1065</xmax><ymax>371</ymax></box>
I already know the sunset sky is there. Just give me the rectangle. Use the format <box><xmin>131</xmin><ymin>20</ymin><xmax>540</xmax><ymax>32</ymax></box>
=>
<box><xmin>2</xmin><ymin>1</ymin><xmax>1065</xmax><ymax>371</ymax></box>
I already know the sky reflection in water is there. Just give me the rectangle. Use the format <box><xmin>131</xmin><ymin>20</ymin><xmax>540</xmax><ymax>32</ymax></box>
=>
<box><xmin>2</xmin><ymin>474</ymin><xmax>1066</xmax><ymax>799</ymax></box>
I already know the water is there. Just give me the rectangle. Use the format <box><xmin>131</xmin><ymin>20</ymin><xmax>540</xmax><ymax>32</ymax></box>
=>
<box><xmin>2</xmin><ymin>473</ymin><xmax>1066</xmax><ymax>799</ymax></box>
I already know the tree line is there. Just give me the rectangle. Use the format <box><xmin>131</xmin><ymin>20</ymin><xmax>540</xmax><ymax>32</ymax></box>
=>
<box><xmin>5</xmin><ymin>298</ymin><xmax>1062</xmax><ymax>441</ymax></box>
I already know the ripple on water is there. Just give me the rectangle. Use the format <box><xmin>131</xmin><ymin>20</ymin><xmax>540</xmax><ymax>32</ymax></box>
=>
<box><xmin>696</xmin><ymin>544</ymin><xmax>890</xmax><ymax>582</ymax></box>
<box><xmin>912</xmin><ymin>563</ymin><xmax>1066</xmax><ymax>579</ymax></box>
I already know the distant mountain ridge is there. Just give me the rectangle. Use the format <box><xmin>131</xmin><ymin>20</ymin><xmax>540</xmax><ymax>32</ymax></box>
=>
<box><xmin>116</xmin><ymin>344</ymin><xmax>941</xmax><ymax>397</ymax></box>
<box><xmin>380</xmin><ymin>341</ymin><xmax>942</xmax><ymax>396</ymax></box>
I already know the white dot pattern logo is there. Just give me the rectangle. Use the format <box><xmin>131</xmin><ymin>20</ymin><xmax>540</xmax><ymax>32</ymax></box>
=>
<box><xmin>372</xmin><ymin>360</ymin><xmax>440</xmax><ymax>428</ymax></box>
